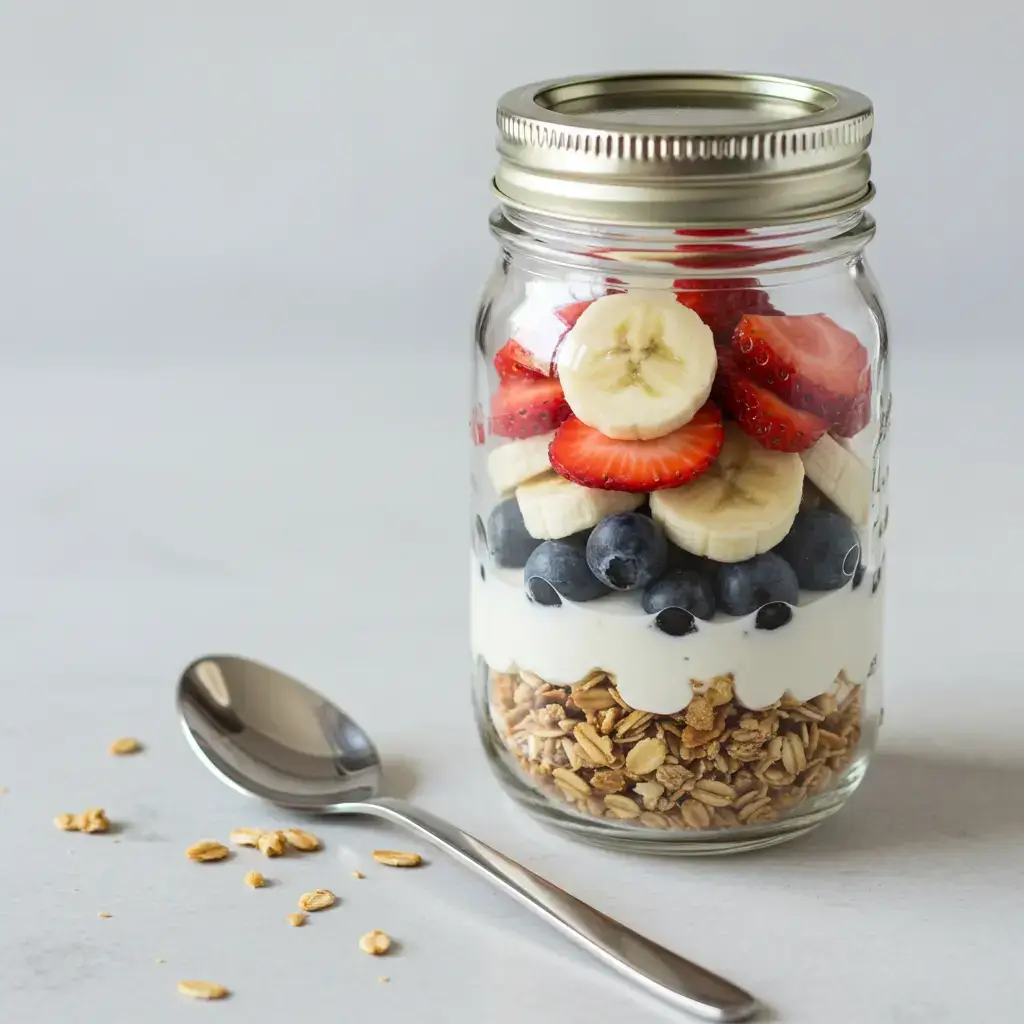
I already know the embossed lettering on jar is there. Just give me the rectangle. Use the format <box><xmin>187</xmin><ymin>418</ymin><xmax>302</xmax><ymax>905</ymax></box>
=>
<box><xmin>470</xmin><ymin>72</ymin><xmax>890</xmax><ymax>853</ymax></box>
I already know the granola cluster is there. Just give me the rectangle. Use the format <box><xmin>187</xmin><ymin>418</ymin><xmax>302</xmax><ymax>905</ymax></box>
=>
<box><xmin>489</xmin><ymin>668</ymin><xmax>861</xmax><ymax>830</ymax></box>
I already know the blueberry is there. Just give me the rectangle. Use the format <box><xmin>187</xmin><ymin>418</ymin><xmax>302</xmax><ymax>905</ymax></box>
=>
<box><xmin>526</xmin><ymin>577</ymin><xmax>562</xmax><ymax>607</ymax></box>
<box><xmin>715</xmin><ymin>553</ymin><xmax>799</xmax><ymax>616</ymax></box>
<box><xmin>755</xmin><ymin>602</ymin><xmax>793</xmax><ymax>630</ymax></box>
<box><xmin>852</xmin><ymin>559</ymin><xmax>866</xmax><ymax>590</ymax></box>
<box><xmin>653</xmin><ymin>608</ymin><xmax>698</xmax><ymax>637</ymax></box>
<box><xmin>524</xmin><ymin>536</ymin><xmax>609</xmax><ymax>604</ymax></box>
<box><xmin>777</xmin><ymin>510</ymin><xmax>860</xmax><ymax>591</ymax></box>
<box><xmin>473</xmin><ymin>515</ymin><xmax>488</xmax><ymax>558</ymax></box>
<box><xmin>486</xmin><ymin>498</ymin><xmax>541</xmax><ymax>569</ymax></box>
<box><xmin>586</xmin><ymin>513</ymin><xmax>668</xmax><ymax>591</ymax></box>
<box><xmin>642</xmin><ymin>569</ymin><xmax>715</xmax><ymax>621</ymax></box>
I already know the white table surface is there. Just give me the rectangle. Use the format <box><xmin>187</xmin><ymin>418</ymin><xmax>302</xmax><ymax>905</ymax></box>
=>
<box><xmin>2</xmin><ymin>350</ymin><xmax>1021</xmax><ymax>1024</ymax></box>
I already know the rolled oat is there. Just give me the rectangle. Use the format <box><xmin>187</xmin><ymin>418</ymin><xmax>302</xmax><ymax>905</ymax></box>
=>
<box><xmin>372</xmin><ymin>850</ymin><xmax>422</xmax><ymax>868</ymax></box>
<box><xmin>489</xmin><ymin>666</ymin><xmax>862</xmax><ymax>833</ymax></box>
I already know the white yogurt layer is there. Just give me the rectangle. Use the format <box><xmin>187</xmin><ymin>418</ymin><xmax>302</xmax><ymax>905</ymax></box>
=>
<box><xmin>471</xmin><ymin>557</ymin><xmax>882</xmax><ymax>714</ymax></box>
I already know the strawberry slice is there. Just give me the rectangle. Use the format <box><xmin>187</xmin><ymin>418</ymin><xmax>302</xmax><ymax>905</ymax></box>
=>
<box><xmin>470</xmin><ymin>403</ymin><xmax>486</xmax><ymax>446</ymax></box>
<box><xmin>549</xmin><ymin>403</ymin><xmax>724</xmax><ymax>493</ymax></box>
<box><xmin>490</xmin><ymin>377</ymin><xmax>571</xmax><ymax>439</ymax></box>
<box><xmin>494</xmin><ymin>339</ymin><xmax>547</xmax><ymax>382</ymax></box>
<box><xmin>731</xmin><ymin>314</ymin><xmax>871</xmax><ymax>432</ymax></box>
<box><xmin>674</xmin><ymin>279</ymin><xmax>779</xmax><ymax>345</ymax></box>
<box><xmin>714</xmin><ymin>349</ymin><xmax>830</xmax><ymax>453</ymax></box>
<box><xmin>548</xmin><ymin>299</ymin><xmax>597</xmax><ymax>376</ymax></box>
<box><xmin>554</xmin><ymin>299</ymin><xmax>595</xmax><ymax>329</ymax></box>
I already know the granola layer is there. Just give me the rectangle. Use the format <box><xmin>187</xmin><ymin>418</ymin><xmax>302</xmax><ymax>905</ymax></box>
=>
<box><xmin>489</xmin><ymin>668</ymin><xmax>861</xmax><ymax>830</ymax></box>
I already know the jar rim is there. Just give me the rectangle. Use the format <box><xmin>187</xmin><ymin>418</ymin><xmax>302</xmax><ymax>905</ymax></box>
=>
<box><xmin>494</xmin><ymin>71</ymin><xmax>875</xmax><ymax>228</ymax></box>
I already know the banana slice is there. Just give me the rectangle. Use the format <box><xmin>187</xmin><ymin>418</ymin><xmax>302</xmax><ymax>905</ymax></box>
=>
<box><xmin>487</xmin><ymin>433</ymin><xmax>555</xmax><ymax>495</ymax></box>
<box><xmin>556</xmin><ymin>292</ymin><xmax>716</xmax><ymax>441</ymax></box>
<box><xmin>516</xmin><ymin>471</ymin><xmax>644</xmax><ymax>540</ymax></box>
<box><xmin>650</xmin><ymin>424</ymin><xmax>803</xmax><ymax>562</ymax></box>
<box><xmin>800</xmin><ymin>433</ymin><xmax>872</xmax><ymax>525</ymax></box>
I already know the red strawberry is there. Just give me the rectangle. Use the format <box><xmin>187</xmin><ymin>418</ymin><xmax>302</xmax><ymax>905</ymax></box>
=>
<box><xmin>555</xmin><ymin>299</ymin><xmax>594</xmax><ymax>329</ymax></box>
<box><xmin>506</xmin><ymin>296</ymin><xmax>601</xmax><ymax>380</ymax></box>
<box><xmin>493</xmin><ymin>339</ymin><xmax>547</xmax><ymax>382</ymax></box>
<box><xmin>714</xmin><ymin>349</ymin><xmax>830</xmax><ymax>453</ymax></box>
<box><xmin>548</xmin><ymin>298</ymin><xmax>597</xmax><ymax>376</ymax></box>
<box><xmin>674</xmin><ymin>279</ymin><xmax>779</xmax><ymax>345</ymax></box>
<box><xmin>731</xmin><ymin>314</ymin><xmax>871</xmax><ymax>433</ymax></box>
<box><xmin>549</xmin><ymin>403</ymin><xmax>724</xmax><ymax>493</ymax></box>
<box><xmin>470</xmin><ymin>403</ymin><xmax>486</xmax><ymax>446</ymax></box>
<box><xmin>490</xmin><ymin>377</ymin><xmax>571</xmax><ymax>439</ymax></box>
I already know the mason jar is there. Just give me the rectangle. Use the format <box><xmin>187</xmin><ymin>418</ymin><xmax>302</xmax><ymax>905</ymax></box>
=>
<box><xmin>470</xmin><ymin>73</ymin><xmax>889</xmax><ymax>853</ymax></box>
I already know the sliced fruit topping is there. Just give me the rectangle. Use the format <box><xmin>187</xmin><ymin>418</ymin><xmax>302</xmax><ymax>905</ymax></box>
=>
<box><xmin>556</xmin><ymin>292</ymin><xmax>717</xmax><ymax>441</ymax></box>
<box><xmin>515</xmin><ymin>471</ymin><xmax>644</xmax><ymax>541</ymax></box>
<box><xmin>777</xmin><ymin>509</ymin><xmax>861</xmax><ymax>591</ymax></box>
<box><xmin>800</xmin><ymin>434</ymin><xmax>871</xmax><ymax>525</ymax></box>
<box><xmin>485</xmin><ymin>497</ymin><xmax>542</xmax><ymax>569</ymax></box>
<box><xmin>714</xmin><ymin>348</ymin><xmax>830</xmax><ymax>453</ymax></box>
<box><xmin>585</xmin><ymin>512</ymin><xmax>668</xmax><ymax>591</ymax></box>
<box><xmin>549</xmin><ymin>404</ymin><xmax>724</xmax><ymax>494</ymax></box>
<box><xmin>487</xmin><ymin>433</ymin><xmax>556</xmax><ymax>494</ymax></box>
<box><xmin>555</xmin><ymin>299</ymin><xmax>595</xmax><ymax>330</ymax></box>
<box><xmin>674</xmin><ymin>279</ymin><xmax>778</xmax><ymax>344</ymax></box>
<box><xmin>493</xmin><ymin>339</ymin><xmax>546</xmax><ymax>382</ymax></box>
<box><xmin>470</xmin><ymin>403</ymin><xmax>486</xmax><ymax>446</ymax></box>
<box><xmin>714</xmin><ymin>552</ymin><xmax>799</xmax><ymax>616</ymax></box>
<box><xmin>732</xmin><ymin>313</ymin><xmax>871</xmax><ymax>431</ymax></box>
<box><xmin>489</xmin><ymin>377</ymin><xmax>570</xmax><ymax>439</ymax></box>
<box><xmin>507</xmin><ymin>284</ymin><xmax>603</xmax><ymax>378</ymax></box>
<box><xmin>524</xmin><ymin>535</ymin><xmax>609</xmax><ymax>605</ymax></box>
<box><xmin>649</xmin><ymin>423</ymin><xmax>804</xmax><ymax>563</ymax></box>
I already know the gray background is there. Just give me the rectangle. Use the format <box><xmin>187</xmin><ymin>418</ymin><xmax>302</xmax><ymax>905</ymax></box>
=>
<box><xmin>2</xmin><ymin>4</ymin><xmax>1023</xmax><ymax>1023</ymax></box>
<box><xmin>0</xmin><ymin>0</ymin><xmax>1019</xmax><ymax>364</ymax></box>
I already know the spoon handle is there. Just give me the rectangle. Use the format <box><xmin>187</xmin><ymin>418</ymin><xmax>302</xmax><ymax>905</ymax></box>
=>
<box><xmin>362</xmin><ymin>797</ymin><xmax>759</xmax><ymax>1022</ymax></box>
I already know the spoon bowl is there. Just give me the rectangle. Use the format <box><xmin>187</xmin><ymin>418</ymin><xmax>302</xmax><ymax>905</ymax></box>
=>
<box><xmin>177</xmin><ymin>654</ymin><xmax>760</xmax><ymax>1023</ymax></box>
<box><xmin>178</xmin><ymin>654</ymin><xmax>381</xmax><ymax>810</ymax></box>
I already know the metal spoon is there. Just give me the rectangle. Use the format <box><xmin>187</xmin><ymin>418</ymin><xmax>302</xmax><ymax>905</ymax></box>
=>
<box><xmin>176</xmin><ymin>654</ymin><xmax>760</xmax><ymax>1022</ymax></box>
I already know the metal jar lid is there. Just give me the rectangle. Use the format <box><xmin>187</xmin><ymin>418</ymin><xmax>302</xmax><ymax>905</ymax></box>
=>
<box><xmin>493</xmin><ymin>72</ymin><xmax>874</xmax><ymax>227</ymax></box>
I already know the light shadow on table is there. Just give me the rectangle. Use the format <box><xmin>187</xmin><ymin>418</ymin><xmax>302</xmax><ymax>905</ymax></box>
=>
<box><xmin>795</xmin><ymin>745</ymin><xmax>1024</xmax><ymax>858</ymax></box>
<box><xmin>377</xmin><ymin>755</ymin><xmax>420</xmax><ymax>801</ymax></box>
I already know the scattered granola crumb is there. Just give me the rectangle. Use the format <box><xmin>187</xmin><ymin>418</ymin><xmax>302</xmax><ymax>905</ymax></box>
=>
<box><xmin>155</xmin><ymin>959</ymin><xmax>166</xmax><ymax>964</ymax></box>
<box><xmin>55</xmin><ymin>808</ymin><xmax>111</xmax><ymax>833</ymax></box>
<box><xmin>108</xmin><ymin>737</ymin><xmax>141</xmax><ymax>756</ymax></box>
<box><xmin>298</xmin><ymin>889</ymin><xmax>335</xmax><ymax>912</ymax></box>
<box><xmin>177</xmin><ymin>980</ymin><xmax>229</xmax><ymax>1000</ymax></box>
<box><xmin>359</xmin><ymin>930</ymin><xmax>392</xmax><ymax>956</ymax></box>
<box><xmin>282</xmin><ymin>828</ymin><xmax>321</xmax><ymax>852</ymax></box>
<box><xmin>377</xmin><ymin>976</ymin><xmax>389</xmax><ymax>984</ymax></box>
<box><xmin>351</xmin><ymin>870</ymin><xmax>365</xmax><ymax>880</ymax></box>
<box><xmin>372</xmin><ymin>850</ymin><xmax>422</xmax><ymax>868</ymax></box>
<box><xmin>229</xmin><ymin>828</ymin><xmax>263</xmax><ymax>847</ymax></box>
<box><xmin>287</xmin><ymin>912</ymin><xmax>307</xmax><ymax>928</ymax></box>
<box><xmin>98</xmin><ymin>912</ymin><xmax>112</xmax><ymax>918</ymax></box>
<box><xmin>81</xmin><ymin>808</ymin><xmax>110</xmax><ymax>833</ymax></box>
<box><xmin>257</xmin><ymin>831</ymin><xmax>286</xmax><ymax>857</ymax></box>
<box><xmin>244</xmin><ymin>870</ymin><xmax>265</xmax><ymax>889</ymax></box>
<box><xmin>185</xmin><ymin>840</ymin><xmax>230</xmax><ymax>863</ymax></box>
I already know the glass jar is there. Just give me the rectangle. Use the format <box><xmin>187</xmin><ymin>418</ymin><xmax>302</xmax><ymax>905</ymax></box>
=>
<box><xmin>470</xmin><ymin>73</ymin><xmax>889</xmax><ymax>853</ymax></box>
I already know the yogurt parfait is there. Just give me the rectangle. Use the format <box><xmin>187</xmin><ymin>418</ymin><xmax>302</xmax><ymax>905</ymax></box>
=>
<box><xmin>471</xmin><ymin>72</ymin><xmax>889</xmax><ymax>852</ymax></box>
